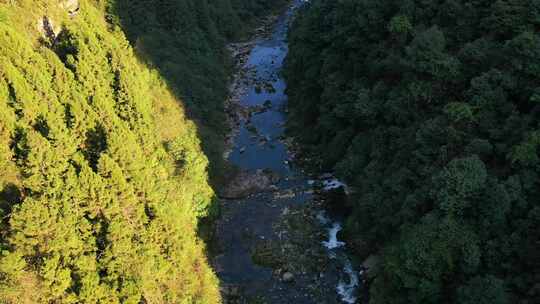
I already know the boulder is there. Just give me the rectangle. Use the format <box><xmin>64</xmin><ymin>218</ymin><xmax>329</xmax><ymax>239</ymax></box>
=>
<box><xmin>219</xmin><ymin>169</ymin><xmax>279</xmax><ymax>199</ymax></box>
<box><xmin>274</xmin><ymin>189</ymin><xmax>295</xmax><ymax>200</ymax></box>
<box><xmin>282</xmin><ymin>272</ymin><xmax>294</xmax><ymax>282</ymax></box>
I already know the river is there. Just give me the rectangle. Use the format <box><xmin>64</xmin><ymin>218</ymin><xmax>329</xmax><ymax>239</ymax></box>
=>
<box><xmin>213</xmin><ymin>1</ymin><xmax>363</xmax><ymax>303</ymax></box>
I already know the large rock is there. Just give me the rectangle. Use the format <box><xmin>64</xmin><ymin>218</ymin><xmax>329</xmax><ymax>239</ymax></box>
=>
<box><xmin>274</xmin><ymin>189</ymin><xmax>295</xmax><ymax>200</ymax></box>
<box><xmin>282</xmin><ymin>272</ymin><xmax>294</xmax><ymax>282</ymax></box>
<box><xmin>61</xmin><ymin>0</ymin><xmax>80</xmax><ymax>16</ymax></box>
<box><xmin>219</xmin><ymin>169</ymin><xmax>279</xmax><ymax>199</ymax></box>
<box><xmin>362</xmin><ymin>255</ymin><xmax>380</xmax><ymax>280</ymax></box>
<box><xmin>37</xmin><ymin>16</ymin><xmax>58</xmax><ymax>43</ymax></box>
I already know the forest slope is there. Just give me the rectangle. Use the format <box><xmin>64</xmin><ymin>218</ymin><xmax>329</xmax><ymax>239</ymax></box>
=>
<box><xmin>0</xmin><ymin>0</ymin><xmax>285</xmax><ymax>302</ymax></box>
<box><xmin>285</xmin><ymin>0</ymin><xmax>540</xmax><ymax>303</ymax></box>
<box><xmin>110</xmin><ymin>0</ymin><xmax>289</xmax><ymax>182</ymax></box>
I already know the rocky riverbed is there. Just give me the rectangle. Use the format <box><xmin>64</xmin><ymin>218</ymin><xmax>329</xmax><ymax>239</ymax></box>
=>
<box><xmin>212</xmin><ymin>1</ymin><xmax>366</xmax><ymax>303</ymax></box>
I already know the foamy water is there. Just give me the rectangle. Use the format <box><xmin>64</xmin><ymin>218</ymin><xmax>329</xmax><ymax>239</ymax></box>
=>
<box><xmin>337</xmin><ymin>260</ymin><xmax>359</xmax><ymax>303</ymax></box>
<box><xmin>318</xmin><ymin>210</ymin><xmax>360</xmax><ymax>303</ymax></box>
<box><xmin>322</xmin><ymin>223</ymin><xmax>346</xmax><ymax>249</ymax></box>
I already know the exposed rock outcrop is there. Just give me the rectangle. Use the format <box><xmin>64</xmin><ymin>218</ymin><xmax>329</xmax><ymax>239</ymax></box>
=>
<box><xmin>61</xmin><ymin>0</ymin><xmax>80</xmax><ymax>16</ymax></box>
<box><xmin>37</xmin><ymin>0</ymin><xmax>79</xmax><ymax>44</ymax></box>
<box><xmin>37</xmin><ymin>16</ymin><xmax>61</xmax><ymax>43</ymax></box>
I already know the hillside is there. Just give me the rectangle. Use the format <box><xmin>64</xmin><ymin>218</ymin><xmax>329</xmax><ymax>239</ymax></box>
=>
<box><xmin>110</xmin><ymin>0</ymin><xmax>289</xmax><ymax>181</ymax></box>
<box><xmin>0</xmin><ymin>0</ymin><xmax>285</xmax><ymax>303</ymax></box>
<box><xmin>285</xmin><ymin>0</ymin><xmax>540</xmax><ymax>303</ymax></box>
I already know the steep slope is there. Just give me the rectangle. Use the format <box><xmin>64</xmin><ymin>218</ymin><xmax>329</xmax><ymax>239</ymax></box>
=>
<box><xmin>285</xmin><ymin>0</ymin><xmax>540</xmax><ymax>303</ymax></box>
<box><xmin>109</xmin><ymin>0</ymin><xmax>289</xmax><ymax>181</ymax></box>
<box><xmin>0</xmin><ymin>1</ymin><xmax>220</xmax><ymax>303</ymax></box>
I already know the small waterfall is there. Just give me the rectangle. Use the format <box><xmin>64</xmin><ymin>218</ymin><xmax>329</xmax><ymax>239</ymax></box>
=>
<box><xmin>322</xmin><ymin>223</ymin><xmax>346</xmax><ymax>249</ymax></box>
<box><xmin>318</xmin><ymin>210</ymin><xmax>360</xmax><ymax>303</ymax></box>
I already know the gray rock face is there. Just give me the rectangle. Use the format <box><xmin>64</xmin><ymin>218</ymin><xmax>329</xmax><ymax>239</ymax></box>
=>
<box><xmin>37</xmin><ymin>16</ymin><xmax>60</xmax><ymax>43</ymax></box>
<box><xmin>37</xmin><ymin>0</ymin><xmax>80</xmax><ymax>43</ymax></box>
<box><xmin>61</xmin><ymin>0</ymin><xmax>80</xmax><ymax>15</ymax></box>
<box><xmin>219</xmin><ymin>169</ymin><xmax>280</xmax><ymax>199</ymax></box>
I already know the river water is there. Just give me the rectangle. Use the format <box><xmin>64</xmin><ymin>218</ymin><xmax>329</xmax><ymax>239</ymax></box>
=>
<box><xmin>213</xmin><ymin>1</ymin><xmax>362</xmax><ymax>302</ymax></box>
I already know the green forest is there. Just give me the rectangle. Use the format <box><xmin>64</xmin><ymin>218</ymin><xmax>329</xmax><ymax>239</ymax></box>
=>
<box><xmin>285</xmin><ymin>0</ymin><xmax>540</xmax><ymax>303</ymax></box>
<box><xmin>0</xmin><ymin>0</ymin><xmax>285</xmax><ymax>303</ymax></box>
<box><xmin>2</xmin><ymin>0</ymin><xmax>540</xmax><ymax>302</ymax></box>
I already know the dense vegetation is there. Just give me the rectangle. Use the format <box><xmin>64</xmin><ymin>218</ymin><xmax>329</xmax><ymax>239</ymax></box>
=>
<box><xmin>0</xmin><ymin>0</ymin><xmax>285</xmax><ymax>302</ymax></box>
<box><xmin>109</xmin><ymin>0</ymin><xmax>288</xmax><ymax>181</ymax></box>
<box><xmin>285</xmin><ymin>0</ymin><xmax>540</xmax><ymax>303</ymax></box>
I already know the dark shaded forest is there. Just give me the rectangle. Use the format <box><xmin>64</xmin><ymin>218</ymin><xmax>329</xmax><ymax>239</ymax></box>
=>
<box><xmin>285</xmin><ymin>0</ymin><xmax>540</xmax><ymax>303</ymax></box>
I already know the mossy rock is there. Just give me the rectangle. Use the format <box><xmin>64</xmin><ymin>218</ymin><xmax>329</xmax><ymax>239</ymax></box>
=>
<box><xmin>251</xmin><ymin>240</ymin><xmax>283</xmax><ymax>268</ymax></box>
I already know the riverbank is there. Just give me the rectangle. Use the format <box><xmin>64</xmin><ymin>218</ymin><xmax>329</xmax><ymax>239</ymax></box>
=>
<box><xmin>199</xmin><ymin>1</ymin><xmax>289</xmax><ymax>253</ymax></box>
<box><xmin>211</xmin><ymin>1</ymin><xmax>365</xmax><ymax>303</ymax></box>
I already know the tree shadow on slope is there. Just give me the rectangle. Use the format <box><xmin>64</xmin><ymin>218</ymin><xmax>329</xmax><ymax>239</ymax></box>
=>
<box><xmin>107</xmin><ymin>0</ymin><xmax>289</xmax><ymax>249</ymax></box>
<box><xmin>108</xmin><ymin>0</ymin><xmax>288</xmax><ymax>190</ymax></box>
<box><xmin>108</xmin><ymin>0</ymin><xmax>231</xmax><ymax>190</ymax></box>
